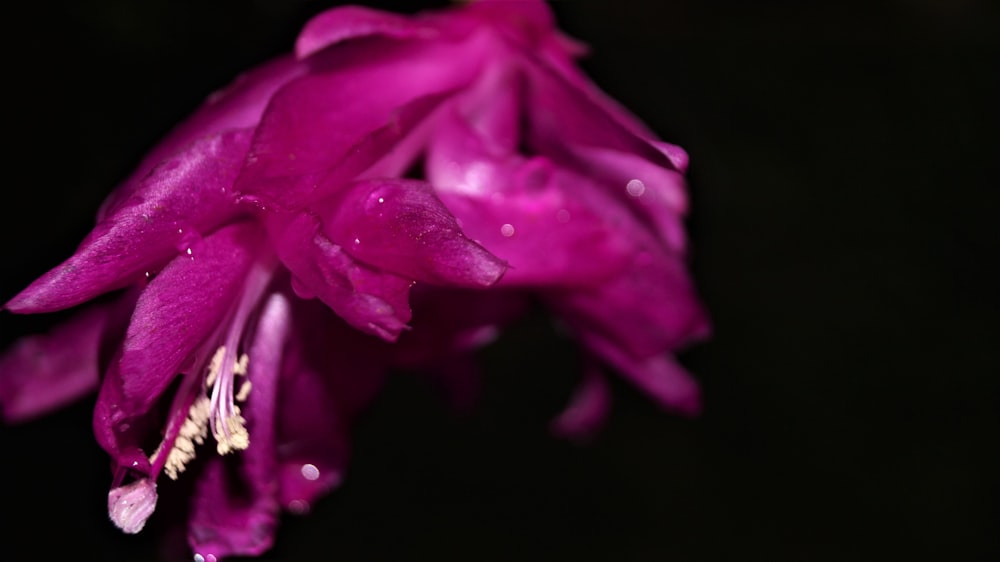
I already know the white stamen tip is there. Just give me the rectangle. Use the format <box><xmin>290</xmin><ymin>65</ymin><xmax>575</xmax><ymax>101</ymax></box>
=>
<box><xmin>108</xmin><ymin>478</ymin><xmax>158</xmax><ymax>534</ymax></box>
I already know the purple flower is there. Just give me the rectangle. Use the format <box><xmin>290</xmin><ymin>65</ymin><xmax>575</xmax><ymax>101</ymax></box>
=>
<box><xmin>0</xmin><ymin>1</ymin><xmax>709</xmax><ymax>559</ymax></box>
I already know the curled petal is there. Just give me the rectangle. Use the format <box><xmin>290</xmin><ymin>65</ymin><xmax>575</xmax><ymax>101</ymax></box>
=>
<box><xmin>326</xmin><ymin>178</ymin><xmax>506</xmax><ymax>287</ymax></box>
<box><xmin>6</xmin><ymin>129</ymin><xmax>253</xmax><ymax>313</ymax></box>
<box><xmin>118</xmin><ymin>221</ymin><xmax>265</xmax><ymax>414</ymax></box>
<box><xmin>271</xmin><ymin>212</ymin><xmax>412</xmax><ymax>341</ymax></box>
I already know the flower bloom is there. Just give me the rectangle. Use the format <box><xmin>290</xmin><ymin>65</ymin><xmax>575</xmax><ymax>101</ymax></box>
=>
<box><xmin>0</xmin><ymin>1</ymin><xmax>709</xmax><ymax>560</ymax></box>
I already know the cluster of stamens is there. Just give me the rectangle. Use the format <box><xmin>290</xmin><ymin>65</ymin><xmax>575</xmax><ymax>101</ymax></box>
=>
<box><xmin>152</xmin><ymin>346</ymin><xmax>252</xmax><ymax>480</ymax></box>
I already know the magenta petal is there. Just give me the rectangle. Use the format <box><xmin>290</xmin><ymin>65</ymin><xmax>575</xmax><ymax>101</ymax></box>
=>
<box><xmin>0</xmin><ymin>303</ymin><xmax>110</xmax><ymax>422</ymax></box>
<box><xmin>6</xmin><ymin>129</ymin><xmax>253</xmax><ymax>314</ymax></box>
<box><xmin>235</xmin><ymin>31</ymin><xmax>494</xmax><ymax>210</ymax></box>
<box><xmin>584</xmin><ymin>333</ymin><xmax>701</xmax><ymax>417</ymax></box>
<box><xmin>295</xmin><ymin>5</ymin><xmax>438</xmax><ymax>59</ymax></box>
<box><xmin>548</xmin><ymin>250</ymin><xmax>710</xmax><ymax>359</ymax></box>
<box><xmin>271</xmin><ymin>212</ymin><xmax>411</xmax><ymax>341</ymax></box>
<box><xmin>325</xmin><ymin>178</ymin><xmax>506</xmax><ymax>287</ymax></box>
<box><xmin>277</xmin><ymin>300</ymin><xmax>386</xmax><ymax>513</ymax></box>
<box><xmin>98</xmin><ymin>56</ymin><xmax>305</xmax><ymax>220</ymax></box>
<box><xmin>549</xmin><ymin>365</ymin><xmax>612</xmax><ymax>442</ymax></box>
<box><xmin>118</xmin><ymin>222</ymin><xmax>265</xmax><ymax>414</ymax></box>
<box><xmin>570</xmin><ymin>145</ymin><xmax>691</xmax><ymax>254</ymax></box>
<box><xmin>522</xmin><ymin>54</ymin><xmax>675</xmax><ymax>172</ymax></box>
<box><xmin>187</xmin><ymin>293</ymin><xmax>290</xmax><ymax>560</ymax></box>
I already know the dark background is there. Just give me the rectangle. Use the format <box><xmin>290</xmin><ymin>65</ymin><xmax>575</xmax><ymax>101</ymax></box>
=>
<box><xmin>1</xmin><ymin>1</ymin><xmax>997</xmax><ymax>560</ymax></box>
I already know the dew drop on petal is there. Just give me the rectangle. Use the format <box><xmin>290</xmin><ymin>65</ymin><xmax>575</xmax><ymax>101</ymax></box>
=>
<box><xmin>500</xmin><ymin>223</ymin><xmax>515</xmax><ymax>237</ymax></box>
<box><xmin>300</xmin><ymin>463</ymin><xmax>320</xmax><ymax>481</ymax></box>
<box><xmin>288</xmin><ymin>499</ymin><xmax>311</xmax><ymax>515</ymax></box>
<box><xmin>626</xmin><ymin>179</ymin><xmax>646</xmax><ymax>197</ymax></box>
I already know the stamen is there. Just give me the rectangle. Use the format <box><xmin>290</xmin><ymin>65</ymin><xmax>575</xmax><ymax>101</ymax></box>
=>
<box><xmin>153</xmin><ymin>347</ymin><xmax>253</xmax><ymax>479</ymax></box>
<box><xmin>159</xmin><ymin>395</ymin><xmax>210</xmax><ymax>480</ymax></box>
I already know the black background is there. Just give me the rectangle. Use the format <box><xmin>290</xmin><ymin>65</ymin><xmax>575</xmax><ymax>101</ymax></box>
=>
<box><xmin>1</xmin><ymin>1</ymin><xmax>997</xmax><ymax>560</ymax></box>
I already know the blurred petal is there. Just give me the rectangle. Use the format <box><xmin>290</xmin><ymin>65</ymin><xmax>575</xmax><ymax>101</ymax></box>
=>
<box><xmin>547</xmin><ymin>250</ymin><xmax>710</xmax><ymax>359</ymax></box>
<box><xmin>549</xmin><ymin>365</ymin><xmax>612</xmax><ymax>442</ymax></box>
<box><xmin>1</xmin><ymin>303</ymin><xmax>110</xmax><ymax>422</ymax></box>
<box><xmin>6</xmin><ymin>129</ymin><xmax>253</xmax><ymax>313</ymax></box>
<box><xmin>584</xmin><ymin>333</ymin><xmax>702</xmax><ymax>417</ymax></box>
<box><xmin>276</xmin><ymin>300</ymin><xmax>386</xmax><ymax>513</ymax></box>
<box><xmin>296</xmin><ymin>5</ymin><xmax>438</xmax><ymax>59</ymax></box>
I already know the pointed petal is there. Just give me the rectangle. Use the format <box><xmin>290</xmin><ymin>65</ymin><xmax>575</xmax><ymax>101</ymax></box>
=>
<box><xmin>118</xmin><ymin>221</ymin><xmax>265</xmax><ymax>414</ymax></box>
<box><xmin>583</xmin><ymin>333</ymin><xmax>702</xmax><ymax>417</ymax></box>
<box><xmin>98</xmin><ymin>56</ymin><xmax>304</xmax><ymax>220</ymax></box>
<box><xmin>6</xmin><ymin>129</ymin><xmax>253</xmax><ymax>313</ymax></box>
<box><xmin>550</xmin><ymin>365</ymin><xmax>612</xmax><ymax>442</ymax></box>
<box><xmin>295</xmin><ymin>5</ymin><xmax>438</xmax><ymax>59</ymax></box>
<box><xmin>0</xmin><ymin>303</ymin><xmax>109</xmax><ymax>422</ymax></box>
<box><xmin>325</xmin><ymin>178</ymin><xmax>506</xmax><ymax>287</ymax></box>
<box><xmin>187</xmin><ymin>293</ymin><xmax>290</xmax><ymax>560</ymax></box>
<box><xmin>522</xmin><ymin>55</ymin><xmax>675</xmax><ymax>173</ymax></box>
<box><xmin>270</xmin><ymin>211</ymin><xmax>412</xmax><ymax>341</ymax></box>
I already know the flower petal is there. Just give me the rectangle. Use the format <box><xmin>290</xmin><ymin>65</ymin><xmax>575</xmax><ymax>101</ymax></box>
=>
<box><xmin>583</xmin><ymin>332</ymin><xmax>702</xmax><ymax>417</ymax></box>
<box><xmin>187</xmin><ymin>292</ymin><xmax>290</xmax><ymax>560</ymax></box>
<box><xmin>6</xmin><ymin>129</ymin><xmax>254</xmax><ymax>314</ymax></box>
<box><xmin>0</xmin><ymin>301</ymin><xmax>116</xmax><ymax>422</ymax></box>
<box><xmin>118</xmin><ymin>221</ymin><xmax>265</xmax><ymax>414</ymax></box>
<box><xmin>429</xmin><ymin>110</ymin><xmax>640</xmax><ymax>286</ymax></box>
<box><xmin>549</xmin><ymin>365</ymin><xmax>612</xmax><ymax>442</ymax></box>
<box><xmin>276</xmin><ymin>299</ymin><xmax>387</xmax><ymax>514</ymax></box>
<box><xmin>295</xmin><ymin>5</ymin><xmax>438</xmax><ymax>60</ymax></box>
<box><xmin>98</xmin><ymin>57</ymin><xmax>305</xmax><ymax>220</ymax></box>
<box><xmin>547</xmin><ymin>250</ymin><xmax>711</xmax><ymax>359</ymax></box>
<box><xmin>270</xmin><ymin>211</ymin><xmax>412</xmax><ymax>341</ymax></box>
<box><xmin>235</xmin><ymin>29</ymin><xmax>497</xmax><ymax>210</ymax></box>
<box><xmin>324</xmin><ymin>178</ymin><xmax>506</xmax><ymax>287</ymax></box>
<box><xmin>522</xmin><ymin>54</ymin><xmax>675</xmax><ymax>172</ymax></box>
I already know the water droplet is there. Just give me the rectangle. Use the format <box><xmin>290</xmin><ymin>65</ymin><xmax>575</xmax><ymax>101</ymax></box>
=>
<box><xmin>626</xmin><ymin>179</ymin><xmax>646</xmax><ymax>197</ymax></box>
<box><xmin>500</xmin><ymin>223</ymin><xmax>515</xmax><ymax>237</ymax></box>
<box><xmin>353</xmin><ymin>238</ymin><xmax>361</xmax><ymax>245</ymax></box>
<box><xmin>301</xmin><ymin>463</ymin><xmax>320</xmax><ymax>481</ymax></box>
<box><xmin>377</xmin><ymin>197</ymin><xmax>385</xmax><ymax>204</ymax></box>
<box><xmin>288</xmin><ymin>499</ymin><xmax>310</xmax><ymax>515</ymax></box>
